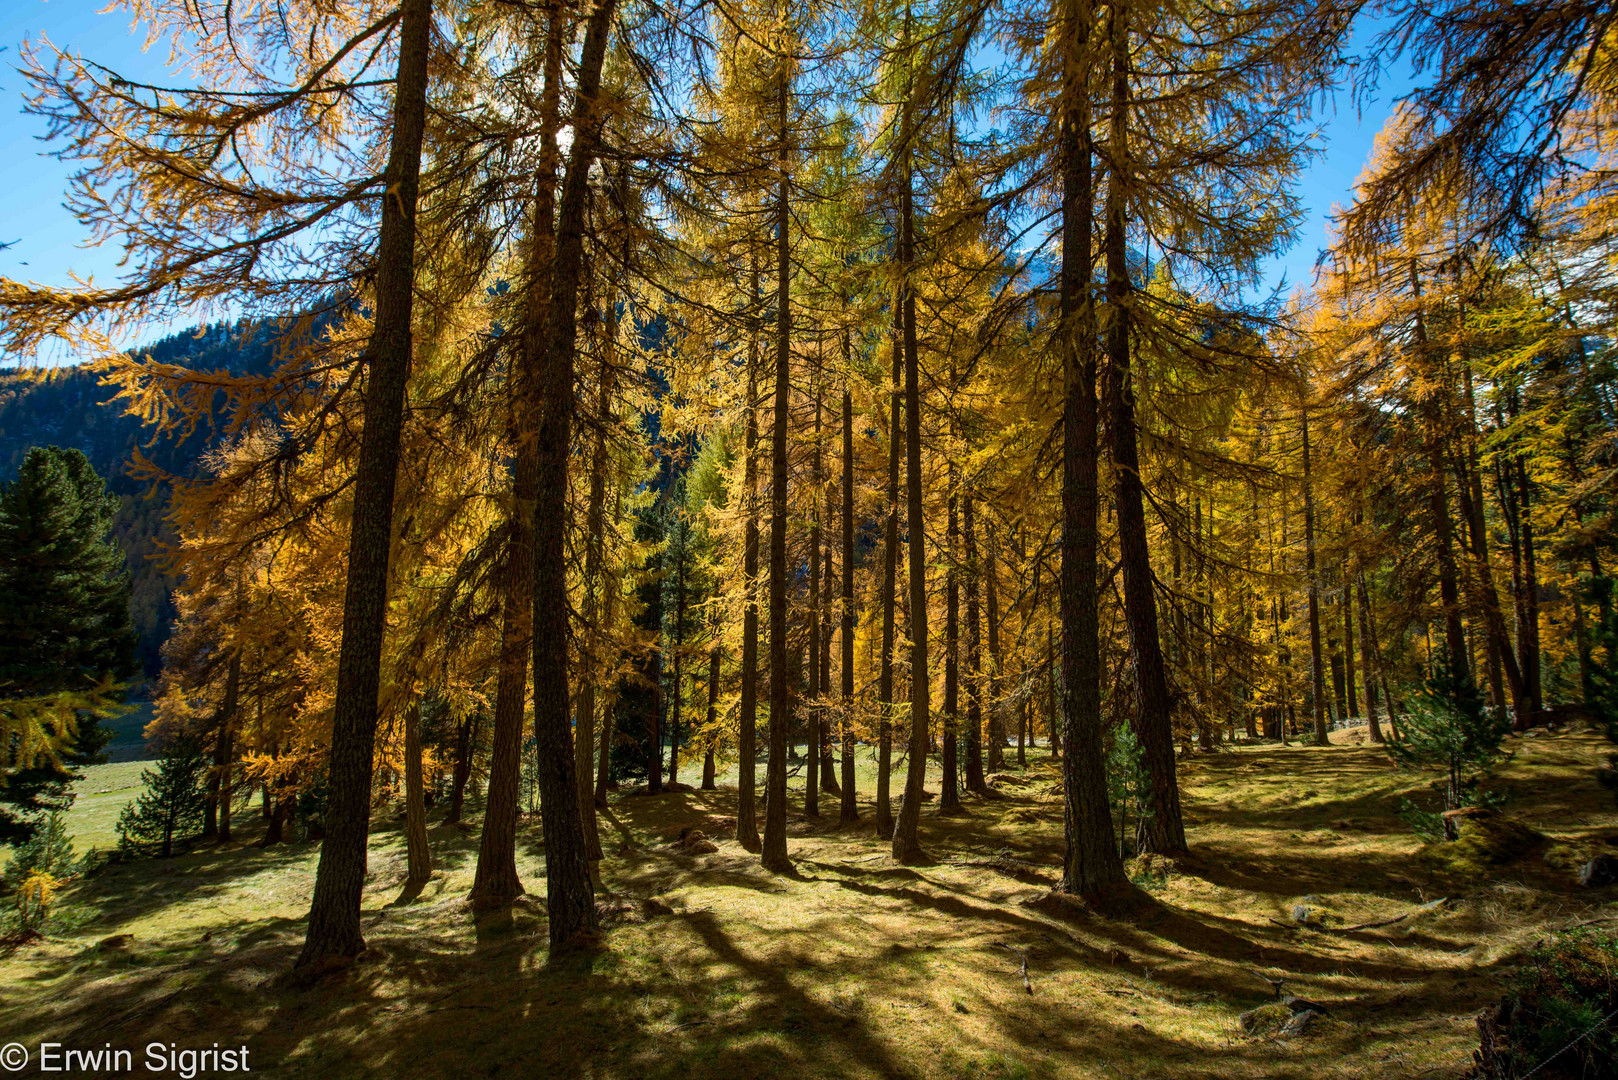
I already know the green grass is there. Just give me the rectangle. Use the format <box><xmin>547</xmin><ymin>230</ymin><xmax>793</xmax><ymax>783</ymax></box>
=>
<box><xmin>59</xmin><ymin>759</ymin><xmax>151</xmax><ymax>855</ymax></box>
<box><xmin>1</xmin><ymin>728</ymin><xmax>1615</xmax><ymax>1080</ymax></box>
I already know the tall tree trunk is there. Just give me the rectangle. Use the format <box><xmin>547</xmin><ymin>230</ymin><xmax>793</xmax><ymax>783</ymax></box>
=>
<box><xmin>821</xmin><ymin>482</ymin><xmax>839</xmax><ymax>798</ymax></box>
<box><xmin>1342</xmin><ymin>583</ymin><xmax>1357</xmax><ymax>719</ymax></box>
<box><xmin>1301</xmin><ymin>404</ymin><xmax>1330</xmax><ymax>746</ymax></box>
<box><xmin>447</xmin><ymin>711</ymin><xmax>473</xmax><ymax>824</ymax></box>
<box><xmin>206</xmin><ymin>648</ymin><xmax>241</xmax><ymax>842</ymax></box>
<box><xmin>472</xmin><ymin>8</ymin><xmax>563</xmax><ymax>904</ymax></box>
<box><xmin>575</xmin><ymin>287</ymin><xmax>617</xmax><ymax>849</ymax></box>
<box><xmin>892</xmin><ymin>102</ymin><xmax>931</xmax><ymax>861</ymax></box>
<box><xmin>1410</xmin><ymin>261</ymin><xmax>1469</xmax><ymax>684</ymax></box>
<box><xmin>1518</xmin><ymin>458</ymin><xmax>1542</xmax><ymax>716</ymax></box>
<box><xmin>296</xmin><ymin>0</ymin><xmax>434</xmax><ymax>971</ymax></box>
<box><xmin>942</xmin><ymin>451</ymin><xmax>961</xmax><ymax>811</ymax></box>
<box><xmin>876</xmin><ymin>299</ymin><xmax>902</xmax><ymax>840</ymax></box>
<box><xmin>1103</xmin><ymin>0</ymin><xmax>1185</xmax><ymax>854</ymax></box>
<box><xmin>964</xmin><ymin>494</ymin><xmax>987</xmax><ymax>795</ymax></box>
<box><xmin>596</xmin><ymin>489</ymin><xmax>623</xmax><ymax>809</ymax></box>
<box><xmin>985</xmin><ymin>523</ymin><xmax>1006</xmax><ymax>770</ymax></box>
<box><xmin>1357</xmin><ymin>575</ymin><xmax>1384</xmax><ymax>743</ymax></box>
<box><xmin>1060</xmin><ymin>0</ymin><xmax>1124</xmax><ymax>891</ymax></box>
<box><xmin>762</xmin><ymin>67</ymin><xmax>793</xmax><ymax>872</ymax></box>
<box><xmin>404</xmin><ymin>699</ymin><xmax>432</xmax><ymax>887</ymax></box>
<box><xmin>806</xmin><ymin>365</ymin><xmax>822</xmax><ymax>818</ymax></box>
<box><xmin>702</xmin><ymin>648</ymin><xmax>720</xmax><ymax>790</ymax></box>
<box><xmin>529</xmin><ymin>0</ymin><xmax>619</xmax><ymax>949</ymax></box>
<box><xmin>737</xmin><ymin>270</ymin><xmax>763</xmax><ymax>852</ymax></box>
<box><xmin>840</xmin><ymin>381</ymin><xmax>859</xmax><ymax>822</ymax></box>
<box><xmin>1047</xmin><ymin>618</ymin><xmax>1061</xmax><ymax>760</ymax></box>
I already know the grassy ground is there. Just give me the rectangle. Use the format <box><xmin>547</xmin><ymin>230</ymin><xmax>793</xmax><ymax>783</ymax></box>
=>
<box><xmin>2</xmin><ymin>726</ymin><xmax>1615</xmax><ymax>1079</ymax></box>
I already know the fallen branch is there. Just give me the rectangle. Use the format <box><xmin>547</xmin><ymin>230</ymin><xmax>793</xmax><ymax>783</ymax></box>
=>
<box><xmin>1334</xmin><ymin>898</ymin><xmax>1448</xmax><ymax>932</ymax></box>
<box><xmin>993</xmin><ymin>941</ymin><xmax>1033</xmax><ymax>995</ymax></box>
<box><xmin>668</xmin><ymin>1020</ymin><xmax>713</xmax><ymax>1033</ymax></box>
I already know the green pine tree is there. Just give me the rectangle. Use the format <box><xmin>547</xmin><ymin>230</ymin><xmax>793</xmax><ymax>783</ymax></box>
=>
<box><xmin>116</xmin><ymin>744</ymin><xmax>208</xmax><ymax>858</ymax></box>
<box><xmin>0</xmin><ymin>446</ymin><xmax>137</xmax><ymax>844</ymax></box>
<box><xmin>1390</xmin><ymin>660</ymin><xmax>1513</xmax><ymax>840</ymax></box>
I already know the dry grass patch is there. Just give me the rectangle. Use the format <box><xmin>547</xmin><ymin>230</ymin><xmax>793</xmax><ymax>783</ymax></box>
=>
<box><xmin>1</xmin><ymin>729</ymin><xmax>1615</xmax><ymax>1078</ymax></box>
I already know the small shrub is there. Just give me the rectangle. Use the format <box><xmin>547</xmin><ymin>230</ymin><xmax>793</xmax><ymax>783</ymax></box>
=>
<box><xmin>1467</xmin><ymin>928</ymin><xmax>1618</xmax><ymax>1079</ymax></box>
<box><xmin>15</xmin><ymin>870</ymin><xmax>58</xmax><ymax>936</ymax></box>
<box><xmin>1107</xmin><ymin>723</ymin><xmax>1154</xmax><ymax>858</ymax></box>
<box><xmin>2</xmin><ymin>810</ymin><xmax>78</xmax><ymax>891</ymax></box>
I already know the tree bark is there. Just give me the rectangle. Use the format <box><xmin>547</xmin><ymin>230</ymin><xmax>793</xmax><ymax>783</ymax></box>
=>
<box><xmin>942</xmin><ymin>450</ymin><xmax>961</xmax><ymax>811</ymax></box>
<box><xmin>1357</xmin><ymin>575</ymin><xmax>1384</xmax><ymax>743</ymax></box>
<box><xmin>985</xmin><ymin>523</ymin><xmax>1006</xmax><ymax>770</ymax></box>
<box><xmin>470</xmin><ymin>0</ymin><xmax>566</xmax><ymax>907</ymax></box>
<box><xmin>820</xmin><ymin>479</ymin><xmax>839</xmax><ymax>798</ymax></box>
<box><xmin>1301</xmin><ymin>404</ymin><xmax>1330</xmax><ymax>746</ymax></box>
<box><xmin>892</xmin><ymin>105</ymin><xmax>931</xmax><ymax>862</ymax></box>
<box><xmin>529</xmin><ymin>0</ymin><xmax>618</xmax><ymax>950</ymax></box>
<box><xmin>404</xmin><ymin>699</ymin><xmax>432</xmax><ymax>887</ymax></box>
<box><xmin>762</xmin><ymin>65</ymin><xmax>793</xmax><ymax>872</ymax></box>
<box><xmin>1103</xmin><ymin>0</ymin><xmax>1185</xmax><ymax>854</ymax></box>
<box><xmin>702</xmin><ymin>648</ymin><xmax>720</xmax><ymax>790</ymax></box>
<box><xmin>964</xmin><ymin>495</ymin><xmax>987</xmax><ymax>795</ymax></box>
<box><xmin>876</xmin><ymin>298</ymin><xmax>902</xmax><ymax>841</ymax></box>
<box><xmin>806</xmin><ymin>364</ymin><xmax>822</xmax><ymax>818</ymax></box>
<box><xmin>737</xmin><ymin>267</ymin><xmax>763</xmax><ymax>852</ymax></box>
<box><xmin>840</xmin><ymin>382</ymin><xmax>859</xmax><ymax>823</ymax></box>
<box><xmin>296</xmin><ymin>0</ymin><xmax>434</xmax><ymax>971</ymax></box>
<box><xmin>447</xmin><ymin>711</ymin><xmax>473</xmax><ymax>824</ymax></box>
<box><xmin>595</xmin><ymin>489</ymin><xmax>623</xmax><ymax>809</ymax></box>
<box><xmin>1060</xmin><ymin>0</ymin><xmax>1124</xmax><ymax>892</ymax></box>
<box><xmin>206</xmin><ymin>648</ymin><xmax>241</xmax><ymax>842</ymax></box>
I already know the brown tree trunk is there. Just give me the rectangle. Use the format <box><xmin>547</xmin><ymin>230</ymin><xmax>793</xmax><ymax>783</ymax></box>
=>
<box><xmin>596</xmin><ymin>491</ymin><xmax>623</xmax><ymax>809</ymax></box>
<box><xmin>1342</xmin><ymin>582</ymin><xmax>1357</xmax><ymax>719</ymax></box>
<box><xmin>821</xmin><ymin>484</ymin><xmax>839</xmax><ymax>798</ymax></box>
<box><xmin>1103</xmin><ymin>0</ymin><xmax>1185</xmax><ymax>854</ymax></box>
<box><xmin>806</xmin><ymin>366</ymin><xmax>822</xmax><ymax>818</ymax></box>
<box><xmin>1409</xmin><ymin>262</ymin><xmax>1469</xmax><ymax>685</ymax></box>
<box><xmin>737</xmin><ymin>270</ymin><xmax>763</xmax><ymax>852</ymax></box>
<box><xmin>876</xmin><ymin>299</ymin><xmax>902</xmax><ymax>841</ymax></box>
<box><xmin>762</xmin><ymin>69</ymin><xmax>793</xmax><ymax>872</ymax></box>
<box><xmin>575</xmin><ymin>312</ymin><xmax>616</xmax><ymax>851</ymax></box>
<box><xmin>892</xmin><ymin>103</ymin><xmax>931</xmax><ymax>862</ymax></box>
<box><xmin>528</xmin><ymin>0</ymin><xmax>618</xmax><ymax>949</ymax></box>
<box><xmin>985</xmin><ymin>523</ymin><xmax>1006</xmax><ymax>770</ymax></box>
<box><xmin>964</xmin><ymin>494</ymin><xmax>987</xmax><ymax>795</ymax></box>
<box><xmin>702</xmin><ymin>648</ymin><xmax>720</xmax><ymax>790</ymax></box>
<box><xmin>447</xmin><ymin>711</ymin><xmax>474</xmax><ymax>824</ymax></box>
<box><xmin>296</xmin><ymin>0</ymin><xmax>434</xmax><ymax>972</ymax></box>
<box><xmin>206</xmin><ymin>649</ymin><xmax>241</xmax><ymax>842</ymax></box>
<box><xmin>1301</xmin><ymin>405</ymin><xmax>1330</xmax><ymax>746</ymax></box>
<box><xmin>840</xmin><ymin>382</ymin><xmax>859</xmax><ymax>822</ymax></box>
<box><xmin>473</xmin><ymin>0</ymin><xmax>564</xmax><ymax>906</ymax></box>
<box><xmin>1357</xmin><ymin>576</ymin><xmax>1384</xmax><ymax>743</ymax></box>
<box><xmin>404</xmin><ymin>699</ymin><xmax>432</xmax><ymax>887</ymax></box>
<box><xmin>942</xmin><ymin>450</ymin><xmax>961</xmax><ymax>811</ymax></box>
<box><xmin>1060</xmin><ymin>0</ymin><xmax>1124</xmax><ymax>892</ymax></box>
<box><xmin>1518</xmin><ymin>458</ymin><xmax>1542</xmax><ymax>716</ymax></box>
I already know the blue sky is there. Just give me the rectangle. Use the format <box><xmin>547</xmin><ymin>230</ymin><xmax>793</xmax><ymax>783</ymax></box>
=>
<box><xmin>1</xmin><ymin>1</ymin><xmax>1413</xmax><ymax>357</ymax></box>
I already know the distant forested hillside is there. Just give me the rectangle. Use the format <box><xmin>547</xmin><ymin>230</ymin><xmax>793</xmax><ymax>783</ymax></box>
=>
<box><xmin>0</xmin><ymin>322</ymin><xmax>279</xmax><ymax>673</ymax></box>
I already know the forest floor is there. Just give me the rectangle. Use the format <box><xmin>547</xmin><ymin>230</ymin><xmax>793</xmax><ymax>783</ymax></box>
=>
<box><xmin>3</xmin><ymin>726</ymin><xmax>1617</xmax><ymax>1079</ymax></box>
